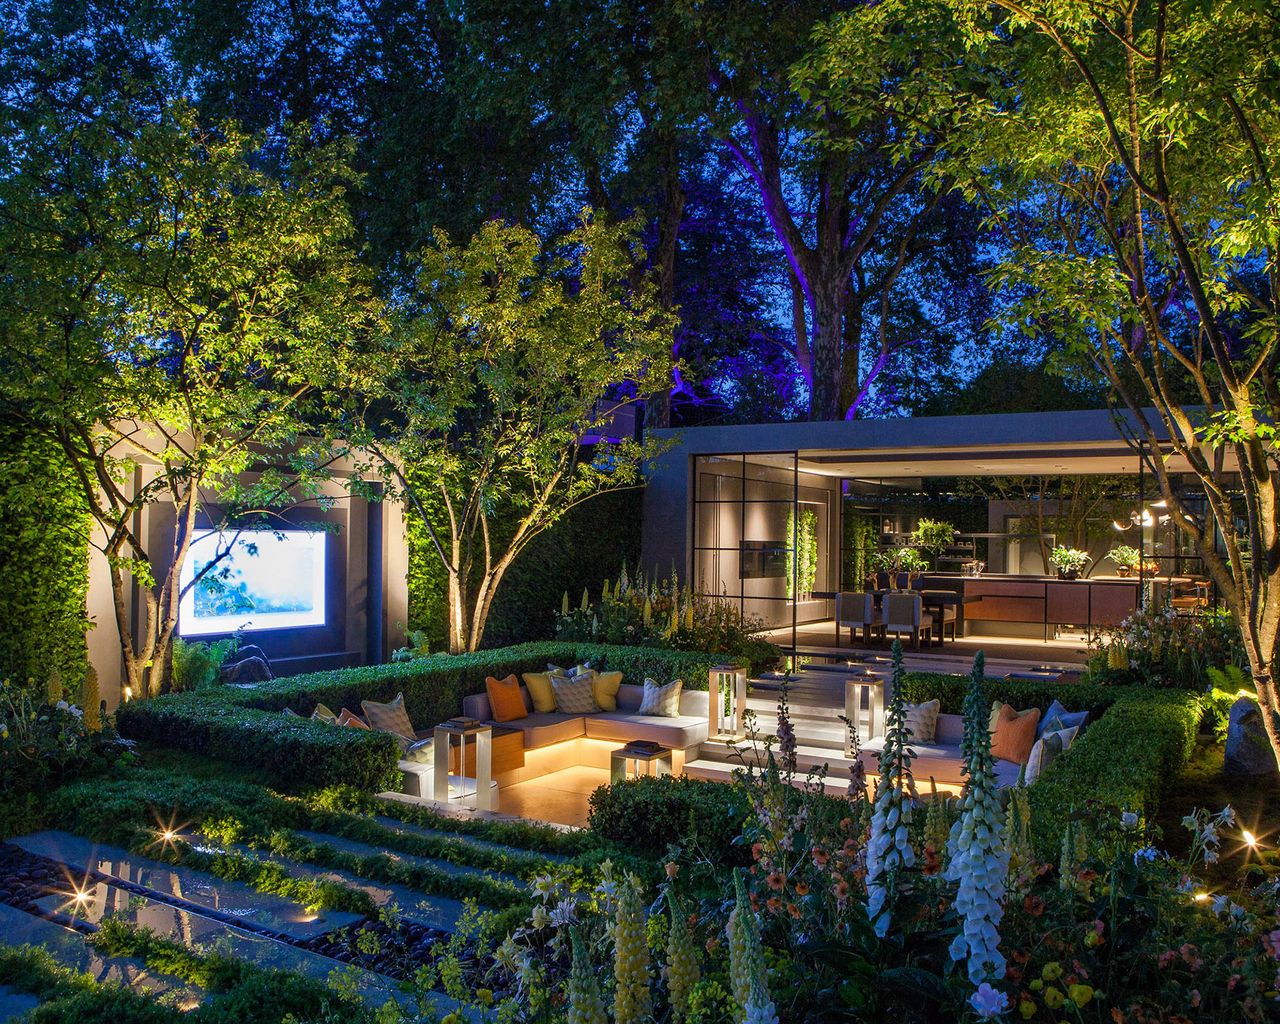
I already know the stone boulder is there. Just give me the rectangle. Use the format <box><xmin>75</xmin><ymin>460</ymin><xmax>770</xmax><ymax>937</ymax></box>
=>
<box><xmin>221</xmin><ymin>654</ymin><xmax>273</xmax><ymax>684</ymax></box>
<box><xmin>1224</xmin><ymin>697</ymin><xmax>1276</xmax><ymax>776</ymax></box>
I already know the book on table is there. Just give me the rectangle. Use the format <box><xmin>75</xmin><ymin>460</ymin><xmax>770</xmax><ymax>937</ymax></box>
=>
<box><xmin>624</xmin><ymin>740</ymin><xmax>664</xmax><ymax>755</ymax></box>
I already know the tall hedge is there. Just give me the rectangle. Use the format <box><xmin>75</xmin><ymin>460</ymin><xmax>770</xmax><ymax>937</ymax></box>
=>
<box><xmin>406</xmin><ymin>487</ymin><xmax>643</xmax><ymax>651</ymax></box>
<box><xmin>0</xmin><ymin>421</ymin><xmax>90</xmax><ymax>690</ymax></box>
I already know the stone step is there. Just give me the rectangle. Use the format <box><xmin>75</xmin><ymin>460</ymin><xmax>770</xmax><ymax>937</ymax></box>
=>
<box><xmin>0</xmin><ymin>900</ymin><xmax>200</xmax><ymax>1009</ymax></box>
<box><xmin>292</xmin><ymin>829</ymin><xmax>527</xmax><ymax>890</ymax></box>
<box><xmin>185</xmin><ymin>833</ymin><xmax>467</xmax><ymax>933</ymax></box>
<box><xmin>8</xmin><ymin>832</ymin><xmax>362</xmax><ymax>942</ymax></box>
<box><xmin>371</xmin><ymin>814</ymin><xmax>571</xmax><ymax>865</ymax></box>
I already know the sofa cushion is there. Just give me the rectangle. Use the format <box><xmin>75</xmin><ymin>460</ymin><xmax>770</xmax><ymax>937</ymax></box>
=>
<box><xmin>904</xmin><ymin>699</ymin><xmax>940</xmax><ymax>744</ymax></box>
<box><xmin>592</xmin><ymin>670</ymin><xmax>624</xmax><ymax>711</ymax></box>
<box><xmin>497</xmin><ymin>713</ymin><xmax>586</xmax><ymax>748</ymax></box>
<box><xmin>401</xmin><ymin>736</ymin><xmax>435</xmax><ymax>764</ymax></box>
<box><xmin>1025</xmin><ymin>724</ymin><xmax>1079</xmax><ymax>784</ymax></box>
<box><xmin>311</xmin><ymin>703</ymin><xmax>338</xmax><ymax>725</ymax></box>
<box><xmin>584</xmin><ymin>713</ymin><xmax>707</xmax><ymax>749</ymax></box>
<box><xmin>337</xmin><ymin>708</ymin><xmax>369</xmax><ymax>729</ymax></box>
<box><xmin>638</xmin><ymin>678</ymin><xmax>683</xmax><ymax>717</ymax></box>
<box><xmin>1038</xmin><ymin>699</ymin><xmax>1088</xmax><ymax>738</ymax></box>
<box><xmin>521</xmin><ymin>672</ymin><xmax>557</xmax><ymax>714</ymax></box>
<box><xmin>486</xmin><ymin>674</ymin><xmax>529</xmax><ymax>723</ymax></box>
<box><xmin>990</xmin><ymin>703</ymin><xmax>1041</xmax><ymax>765</ymax></box>
<box><xmin>552</xmin><ymin>675</ymin><xmax>599</xmax><ymax>714</ymax></box>
<box><xmin>993</xmin><ymin>759</ymin><xmax>1025</xmax><ymax>789</ymax></box>
<box><xmin>361</xmin><ymin>692</ymin><xmax>416</xmax><ymax>740</ymax></box>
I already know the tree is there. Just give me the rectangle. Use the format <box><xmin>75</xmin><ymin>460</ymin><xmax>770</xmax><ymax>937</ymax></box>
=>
<box><xmin>683</xmin><ymin>0</ymin><xmax>986</xmax><ymax>420</ymax></box>
<box><xmin>0</xmin><ymin>96</ymin><xmax>378</xmax><ymax>697</ymax></box>
<box><xmin>354</xmin><ymin>213</ymin><xmax>677</xmax><ymax>653</ymax></box>
<box><xmin>934</xmin><ymin>0</ymin><xmax>1280</xmax><ymax>764</ymax></box>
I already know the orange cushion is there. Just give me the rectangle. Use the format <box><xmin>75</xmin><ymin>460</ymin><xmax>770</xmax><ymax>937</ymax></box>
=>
<box><xmin>337</xmin><ymin>708</ymin><xmax>370</xmax><ymax>729</ymax></box>
<box><xmin>485</xmin><ymin>674</ymin><xmax>528</xmax><ymax>723</ymax></box>
<box><xmin>990</xmin><ymin>703</ymin><xmax>1041</xmax><ymax>765</ymax></box>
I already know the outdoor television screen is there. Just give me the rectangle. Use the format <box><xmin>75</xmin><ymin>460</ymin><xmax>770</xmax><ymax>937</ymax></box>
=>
<box><xmin>178</xmin><ymin>529</ymin><xmax>327</xmax><ymax>636</ymax></box>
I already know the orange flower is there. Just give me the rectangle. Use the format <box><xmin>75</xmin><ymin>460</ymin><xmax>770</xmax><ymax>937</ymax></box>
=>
<box><xmin>794</xmin><ymin>881</ymin><xmax>810</xmax><ymax>897</ymax></box>
<box><xmin>665</xmin><ymin>862</ymin><xmax>679</xmax><ymax>879</ymax></box>
<box><xmin>766</xmin><ymin>897</ymin><xmax>782</xmax><ymax>914</ymax></box>
<box><xmin>832</xmin><ymin>878</ymin><xmax>850</xmax><ymax>901</ymax></box>
<box><xmin>751</xmin><ymin>842</ymin><xmax>764</xmax><ymax>861</ymax></box>
<box><xmin>766</xmin><ymin>871</ymin><xmax>785</xmax><ymax>891</ymax></box>
<box><xmin>787</xmin><ymin>902</ymin><xmax>802</xmax><ymax>919</ymax></box>
<box><xmin>1023</xmin><ymin>895</ymin><xmax>1045</xmax><ymax>917</ymax></box>
<box><xmin>812</xmin><ymin>848</ymin><xmax>829</xmax><ymax>868</ymax></box>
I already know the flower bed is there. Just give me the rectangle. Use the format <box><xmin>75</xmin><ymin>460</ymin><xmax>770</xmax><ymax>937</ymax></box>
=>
<box><xmin>116</xmin><ymin>642</ymin><xmax>723</xmax><ymax>791</ymax></box>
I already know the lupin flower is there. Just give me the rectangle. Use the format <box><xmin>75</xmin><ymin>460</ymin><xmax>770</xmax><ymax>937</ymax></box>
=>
<box><xmin>865</xmin><ymin>640</ymin><xmax>916</xmax><ymax>939</ymax></box>
<box><xmin>727</xmin><ymin>870</ymin><xmax>768</xmax><ymax>1013</ymax></box>
<box><xmin>613</xmin><ymin>874</ymin><xmax>651</xmax><ymax>1024</ymax></box>
<box><xmin>665</xmin><ymin>892</ymin><xmax>700</xmax><ymax>1022</ymax></box>
<box><xmin>567</xmin><ymin>928</ymin><xmax>607</xmax><ymax>1024</ymax></box>
<box><xmin>945</xmin><ymin>651</ymin><xmax>1010</xmax><ymax>987</ymax></box>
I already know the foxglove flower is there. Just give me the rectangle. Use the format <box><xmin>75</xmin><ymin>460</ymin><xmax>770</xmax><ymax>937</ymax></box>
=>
<box><xmin>865</xmin><ymin>640</ymin><xmax>915</xmax><ymax>939</ymax></box>
<box><xmin>946</xmin><ymin>651</ymin><xmax>1009</xmax><ymax>987</ymax></box>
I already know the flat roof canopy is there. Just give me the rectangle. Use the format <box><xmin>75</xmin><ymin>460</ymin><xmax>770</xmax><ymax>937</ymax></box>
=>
<box><xmin>657</xmin><ymin>408</ymin><xmax>1227</xmax><ymax>479</ymax></box>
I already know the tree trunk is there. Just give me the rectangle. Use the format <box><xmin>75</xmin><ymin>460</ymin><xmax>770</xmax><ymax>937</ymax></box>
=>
<box><xmin>809</xmin><ymin>279</ymin><xmax>846</xmax><ymax>421</ymax></box>
<box><xmin>446</xmin><ymin>570</ymin><xmax>470</xmax><ymax>655</ymax></box>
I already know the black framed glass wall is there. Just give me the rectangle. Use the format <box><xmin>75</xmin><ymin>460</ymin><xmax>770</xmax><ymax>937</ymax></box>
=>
<box><xmin>692</xmin><ymin>452</ymin><xmax>837</xmax><ymax>646</ymax></box>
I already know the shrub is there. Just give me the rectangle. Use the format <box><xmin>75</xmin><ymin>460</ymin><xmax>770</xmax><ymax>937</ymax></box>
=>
<box><xmin>587</xmin><ymin>775</ymin><xmax>752</xmax><ymax>862</ymax></box>
<box><xmin>117</xmin><ymin>641</ymin><xmax>723</xmax><ymax>790</ymax></box>
<box><xmin>899</xmin><ymin>671</ymin><xmax>1120</xmax><ymax>718</ymax></box>
<box><xmin>1027</xmin><ymin>689</ymin><xmax>1202</xmax><ymax>858</ymax></box>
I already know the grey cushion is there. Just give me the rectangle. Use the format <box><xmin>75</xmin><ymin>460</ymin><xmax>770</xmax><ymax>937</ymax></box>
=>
<box><xmin>584</xmin><ymin>713</ymin><xmax>707</xmax><ymax>749</ymax></box>
<box><xmin>401</xmin><ymin>736</ymin><xmax>435</xmax><ymax>764</ymax></box>
<box><xmin>495</xmin><ymin>712</ymin><xmax>586</xmax><ymax>748</ymax></box>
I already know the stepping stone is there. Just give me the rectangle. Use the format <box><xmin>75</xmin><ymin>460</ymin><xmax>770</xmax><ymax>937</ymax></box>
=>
<box><xmin>15</xmin><ymin>880</ymin><xmax>466</xmax><ymax>1018</ymax></box>
<box><xmin>0</xmin><ymin>901</ymin><xmax>199</xmax><ymax>1007</ymax></box>
<box><xmin>187</xmin><ymin>835</ymin><xmax>466</xmax><ymax>933</ymax></box>
<box><xmin>9</xmin><ymin>831</ymin><xmax>363</xmax><ymax>941</ymax></box>
<box><xmin>293</xmin><ymin>830</ymin><xmax>527</xmax><ymax>889</ymax></box>
<box><xmin>372</xmin><ymin>814</ymin><xmax>569</xmax><ymax>864</ymax></box>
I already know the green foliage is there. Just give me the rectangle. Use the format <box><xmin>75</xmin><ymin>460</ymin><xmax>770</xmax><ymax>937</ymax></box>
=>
<box><xmin>554</xmin><ymin>567</ymin><xmax>781</xmax><ymax>675</ymax></box>
<box><xmin>841</xmin><ymin>511</ymin><xmax>880</xmax><ymax>589</ymax></box>
<box><xmin>0</xmin><ymin>421</ymin><xmax>90</xmax><ymax>689</ymax></box>
<box><xmin>1094</xmin><ymin>605</ymin><xmax>1246</xmax><ymax>689</ymax></box>
<box><xmin>587</xmin><ymin>775</ymin><xmax>752</xmax><ymax>863</ymax></box>
<box><xmin>899</xmin><ymin>671</ymin><xmax>1119</xmax><ymax>718</ymax></box>
<box><xmin>116</xmin><ymin>642</ymin><xmax>724</xmax><ymax>789</ymax></box>
<box><xmin>1205</xmin><ymin>665</ymin><xmax>1256</xmax><ymax>743</ymax></box>
<box><xmin>1103</xmin><ymin>545</ymin><xmax>1142</xmax><ymax>571</ymax></box>
<box><xmin>171</xmin><ymin>637</ymin><xmax>241</xmax><ymax>692</ymax></box>
<box><xmin>406</xmin><ymin>487</ymin><xmax>643</xmax><ymax>651</ymax></box>
<box><xmin>1027</xmin><ymin>691</ymin><xmax>1202</xmax><ymax>859</ymax></box>
<box><xmin>785</xmin><ymin>507</ymin><xmax>818</xmax><ymax>600</ymax></box>
<box><xmin>1048</xmin><ymin>546</ymin><xmax>1090</xmax><ymax>575</ymax></box>
<box><xmin>909</xmin><ymin>519</ymin><xmax>955</xmax><ymax>558</ymax></box>
<box><xmin>354</xmin><ymin>212</ymin><xmax>677</xmax><ymax>654</ymax></box>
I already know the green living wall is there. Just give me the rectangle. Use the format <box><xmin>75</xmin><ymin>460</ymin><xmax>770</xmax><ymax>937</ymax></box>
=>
<box><xmin>0</xmin><ymin>420</ymin><xmax>90</xmax><ymax>689</ymax></box>
<box><xmin>406</xmin><ymin>487</ymin><xmax>643</xmax><ymax>650</ymax></box>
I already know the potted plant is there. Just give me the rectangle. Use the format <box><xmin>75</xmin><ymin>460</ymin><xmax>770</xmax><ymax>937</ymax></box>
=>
<box><xmin>1104</xmin><ymin>544</ymin><xmax>1142</xmax><ymax>577</ymax></box>
<box><xmin>899</xmin><ymin>547</ymin><xmax>930</xmax><ymax>588</ymax></box>
<box><xmin>910</xmin><ymin>518</ymin><xmax>956</xmax><ymax>569</ymax></box>
<box><xmin>1049</xmin><ymin>545</ymin><xmax>1091</xmax><ymax>580</ymax></box>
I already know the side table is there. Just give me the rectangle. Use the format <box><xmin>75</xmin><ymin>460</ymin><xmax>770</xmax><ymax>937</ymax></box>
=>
<box><xmin>433</xmin><ymin>720</ymin><xmax>496</xmax><ymax>811</ymax></box>
<box><xmin>610</xmin><ymin>744</ymin><xmax>673</xmax><ymax>784</ymax></box>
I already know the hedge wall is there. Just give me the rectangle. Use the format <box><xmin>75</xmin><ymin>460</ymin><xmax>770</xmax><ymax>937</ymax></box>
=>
<box><xmin>902</xmin><ymin>670</ymin><xmax>1203</xmax><ymax>858</ymax></box>
<box><xmin>0</xmin><ymin>421</ymin><xmax>90</xmax><ymax>690</ymax></box>
<box><xmin>406</xmin><ymin>487</ymin><xmax>643</xmax><ymax>651</ymax></box>
<box><xmin>117</xmin><ymin>641</ymin><xmax>722</xmax><ymax>791</ymax></box>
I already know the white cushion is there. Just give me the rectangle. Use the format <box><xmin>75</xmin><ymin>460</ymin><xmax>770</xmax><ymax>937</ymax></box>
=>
<box><xmin>584</xmin><ymin>713</ymin><xmax>707</xmax><ymax>749</ymax></box>
<box><xmin>1024</xmin><ymin>725</ymin><xmax>1079</xmax><ymax>784</ymax></box>
<box><xmin>551</xmin><ymin>675</ymin><xmax>599</xmax><ymax>714</ymax></box>
<box><xmin>494</xmin><ymin>713</ymin><xmax>586</xmax><ymax>748</ymax></box>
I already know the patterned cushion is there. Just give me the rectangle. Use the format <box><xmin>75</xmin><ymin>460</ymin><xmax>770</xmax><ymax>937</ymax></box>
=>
<box><xmin>552</xmin><ymin>675</ymin><xmax>599</xmax><ymax>715</ymax></box>
<box><xmin>360</xmin><ymin>692</ymin><xmax>415</xmax><ymax>740</ymax></box>
<box><xmin>903</xmin><ymin>699</ymin><xmax>940</xmax><ymax>744</ymax></box>
<box><xmin>638</xmin><ymin>678</ymin><xmax>683</xmax><ymax>717</ymax></box>
<box><xmin>485</xmin><ymin>674</ymin><xmax>529</xmax><ymax>723</ymax></box>
<box><xmin>337</xmin><ymin>708</ymin><xmax>370</xmax><ymax>729</ymax></box>
<box><xmin>1025</xmin><ymin>725</ymin><xmax>1080</xmax><ymax>783</ymax></box>
<box><xmin>1037</xmin><ymin>699</ymin><xmax>1088</xmax><ymax>738</ymax></box>
<box><xmin>311</xmin><ymin>703</ymin><xmax>338</xmax><ymax>725</ymax></box>
<box><xmin>521</xmin><ymin>672</ymin><xmax>558</xmax><ymax>714</ymax></box>
<box><xmin>592</xmin><ymin>670</ymin><xmax>625</xmax><ymax>712</ymax></box>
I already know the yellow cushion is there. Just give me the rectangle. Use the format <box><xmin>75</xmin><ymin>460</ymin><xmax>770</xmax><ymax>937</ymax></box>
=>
<box><xmin>592</xmin><ymin>670</ymin><xmax>624</xmax><ymax>711</ymax></box>
<box><xmin>486</xmin><ymin>674</ymin><xmax>528</xmax><ymax>723</ymax></box>
<box><xmin>521</xmin><ymin>672</ymin><xmax>557</xmax><ymax>714</ymax></box>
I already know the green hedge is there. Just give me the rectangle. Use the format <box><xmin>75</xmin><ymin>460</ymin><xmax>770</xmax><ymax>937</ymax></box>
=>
<box><xmin>0</xmin><ymin>421</ymin><xmax>90</xmax><ymax>690</ymax></box>
<box><xmin>900</xmin><ymin>671</ymin><xmax>1122</xmax><ymax>718</ymax></box>
<box><xmin>407</xmin><ymin>486</ymin><xmax>642</xmax><ymax>650</ymax></box>
<box><xmin>587</xmin><ymin>774</ymin><xmax>752</xmax><ymax>862</ymax></box>
<box><xmin>1027</xmin><ymin>689</ymin><xmax>1202</xmax><ymax>858</ymax></box>
<box><xmin>117</xmin><ymin>642</ymin><xmax>723</xmax><ymax>790</ymax></box>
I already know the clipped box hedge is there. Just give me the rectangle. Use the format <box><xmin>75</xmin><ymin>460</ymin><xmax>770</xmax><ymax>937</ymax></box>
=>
<box><xmin>117</xmin><ymin>641</ymin><xmax>725</xmax><ymax>792</ymax></box>
<box><xmin>901</xmin><ymin>670</ymin><xmax>1202</xmax><ymax>858</ymax></box>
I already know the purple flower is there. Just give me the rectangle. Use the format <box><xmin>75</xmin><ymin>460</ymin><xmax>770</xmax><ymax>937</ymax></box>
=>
<box><xmin>969</xmin><ymin>983</ymin><xmax>1008</xmax><ymax>1019</ymax></box>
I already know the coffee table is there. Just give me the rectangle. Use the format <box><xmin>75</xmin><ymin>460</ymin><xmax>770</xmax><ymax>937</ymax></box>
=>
<box><xmin>610</xmin><ymin>744</ymin><xmax>673</xmax><ymax>783</ymax></box>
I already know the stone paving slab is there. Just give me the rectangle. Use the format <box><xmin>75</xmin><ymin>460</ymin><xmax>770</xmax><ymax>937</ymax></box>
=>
<box><xmin>186</xmin><ymin>835</ymin><xmax>466</xmax><ymax>933</ymax></box>
<box><xmin>372</xmin><ymin>814</ymin><xmax>569</xmax><ymax>864</ymax></box>
<box><xmin>0</xmin><ymin>901</ymin><xmax>199</xmax><ymax>1006</ymax></box>
<box><xmin>9</xmin><ymin>832</ymin><xmax>363</xmax><ymax>941</ymax></box>
<box><xmin>293</xmin><ymin>829</ymin><xmax>526</xmax><ymax>889</ymax></box>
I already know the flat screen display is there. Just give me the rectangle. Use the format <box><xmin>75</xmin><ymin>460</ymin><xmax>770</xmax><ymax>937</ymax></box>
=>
<box><xmin>178</xmin><ymin>529</ymin><xmax>326</xmax><ymax>636</ymax></box>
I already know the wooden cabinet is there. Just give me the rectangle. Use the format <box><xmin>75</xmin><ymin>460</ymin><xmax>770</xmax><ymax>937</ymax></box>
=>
<box><xmin>962</xmin><ymin>577</ymin><xmax>1138</xmax><ymax>629</ymax></box>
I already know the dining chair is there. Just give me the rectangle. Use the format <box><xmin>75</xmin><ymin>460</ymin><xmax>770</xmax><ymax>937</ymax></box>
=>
<box><xmin>883</xmin><ymin>592</ymin><xmax>933</xmax><ymax>649</ymax></box>
<box><xmin>836</xmin><ymin>591</ymin><xmax>884</xmax><ymax>646</ymax></box>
